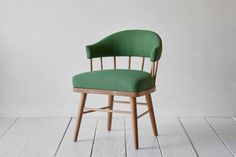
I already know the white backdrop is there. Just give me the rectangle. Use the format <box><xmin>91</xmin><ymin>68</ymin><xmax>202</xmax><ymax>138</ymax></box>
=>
<box><xmin>0</xmin><ymin>0</ymin><xmax>236</xmax><ymax>117</ymax></box>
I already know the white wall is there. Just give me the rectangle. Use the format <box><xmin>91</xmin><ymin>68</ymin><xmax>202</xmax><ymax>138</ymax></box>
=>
<box><xmin>0</xmin><ymin>0</ymin><xmax>236</xmax><ymax>117</ymax></box>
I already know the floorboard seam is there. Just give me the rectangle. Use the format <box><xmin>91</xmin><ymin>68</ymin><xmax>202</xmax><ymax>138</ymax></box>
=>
<box><xmin>90</xmin><ymin>119</ymin><xmax>98</xmax><ymax>157</ymax></box>
<box><xmin>0</xmin><ymin>118</ymin><xmax>18</xmax><ymax>139</ymax></box>
<box><xmin>54</xmin><ymin>117</ymin><xmax>72</xmax><ymax>157</ymax></box>
<box><xmin>178</xmin><ymin>117</ymin><xmax>199</xmax><ymax>157</ymax></box>
<box><xmin>156</xmin><ymin>136</ymin><xmax>164</xmax><ymax>157</ymax></box>
<box><xmin>124</xmin><ymin>118</ymin><xmax>127</xmax><ymax>157</ymax></box>
<box><xmin>204</xmin><ymin>116</ymin><xmax>233</xmax><ymax>118</ymax></box>
<box><xmin>205</xmin><ymin>118</ymin><xmax>235</xmax><ymax>157</ymax></box>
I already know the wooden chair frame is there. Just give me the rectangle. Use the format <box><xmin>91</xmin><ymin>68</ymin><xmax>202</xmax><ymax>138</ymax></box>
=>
<box><xmin>73</xmin><ymin>56</ymin><xmax>159</xmax><ymax>149</ymax></box>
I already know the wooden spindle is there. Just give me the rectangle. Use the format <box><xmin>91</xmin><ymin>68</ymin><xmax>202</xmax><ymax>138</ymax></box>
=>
<box><xmin>90</xmin><ymin>59</ymin><xmax>93</xmax><ymax>71</ymax></box>
<box><xmin>113</xmin><ymin>56</ymin><xmax>116</xmax><ymax>69</ymax></box>
<box><xmin>151</xmin><ymin>62</ymin><xmax>155</xmax><ymax>76</ymax></box>
<box><xmin>141</xmin><ymin>57</ymin><xmax>145</xmax><ymax>71</ymax></box>
<box><xmin>154</xmin><ymin>61</ymin><xmax>159</xmax><ymax>83</ymax></box>
<box><xmin>100</xmin><ymin>57</ymin><xmax>103</xmax><ymax>70</ymax></box>
<box><xmin>128</xmin><ymin>56</ymin><xmax>131</xmax><ymax>70</ymax></box>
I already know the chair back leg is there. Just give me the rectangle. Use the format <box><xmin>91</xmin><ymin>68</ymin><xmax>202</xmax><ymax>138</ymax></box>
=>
<box><xmin>74</xmin><ymin>93</ymin><xmax>87</xmax><ymax>141</ymax></box>
<box><xmin>107</xmin><ymin>95</ymin><xmax>114</xmax><ymax>131</ymax></box>
<box><xmin>145</xmin><ymin>94</ymin><xmax>158</xmax><ymax>136</ymax></box>
<box><xmin>130</xmin><ymin>97</ymin><xmax>139</xmax><ymax>149</ymax></box>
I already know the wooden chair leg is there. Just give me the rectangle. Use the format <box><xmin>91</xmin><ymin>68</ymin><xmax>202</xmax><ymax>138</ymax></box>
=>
<box><xmin>107</xmin><ymin>95</ymin><xmax>114</xmax><ymax>131</ymax></box>
<box><xmin>130</xmin><ymin>97</ymin><xmax>139</xmax><ymax>149</ymax></box>
<box><xmin>145</xmin><ymin>94</ymin><xmax>158</xmax><ymax>136</ymax></box>
<box><xmin>74</xmin><ymin>93</ymin><xmax>87</xmax><ymax>142</ymax></box>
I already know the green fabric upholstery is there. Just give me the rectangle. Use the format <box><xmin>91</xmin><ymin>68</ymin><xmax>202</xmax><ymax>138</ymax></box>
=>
<box><xmin>73</xmin><ymin>69</ymin><xmax>154</xmax><ymax>92</ymax></box>
<box><xmin>86</xmin><ymin>30</ymin><xmax>162</xmax><ymax>62</ymax></box>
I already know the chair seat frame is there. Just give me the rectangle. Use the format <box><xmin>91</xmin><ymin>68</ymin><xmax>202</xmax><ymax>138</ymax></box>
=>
<box><xmin>73</xmin><ymin>86</ymin><xmax>156</xmax><ymax>97</ymax></box>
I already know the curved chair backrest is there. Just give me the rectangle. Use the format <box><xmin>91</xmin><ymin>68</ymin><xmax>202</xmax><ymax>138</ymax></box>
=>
<box><xmin>86</xmin><ymin>30</ymin><xmax>162</xmax><ymax>62</ymax></box>
<box><xmin>85</xmin><ymin>30</ymin><xmax>162</xmax><ymax>83</ymax></box>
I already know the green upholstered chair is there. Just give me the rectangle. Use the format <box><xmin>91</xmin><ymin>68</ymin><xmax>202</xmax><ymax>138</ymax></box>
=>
<box><xmin>73</xmin><ymin>30</ymin><xmax>162</xmax><ymax>149</ymax></box>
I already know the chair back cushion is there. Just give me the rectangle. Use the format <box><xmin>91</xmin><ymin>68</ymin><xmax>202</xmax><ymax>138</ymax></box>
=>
<box><xmin>86</xmin><ymin>30</ymin><xmax>162</xmax><ymax>62</ymax></box>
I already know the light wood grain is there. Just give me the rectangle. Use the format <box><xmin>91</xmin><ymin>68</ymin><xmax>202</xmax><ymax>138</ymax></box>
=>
<box><xmin>100</xmin><ymin>57</ymin><xmax>103</xmax><ymax>70</ymax></box>
<box><xmin>56</xmin><ymin>118</ymin><xmax>97</xmax><ymax>157</ymax></box>
<box><xmin>73</xmin><ymin>87</ymin><xmax>156</xmax><ymax>97</ymax></box>
<box><xmin>141</xmin><ymin>57</ymin><xmax>145</xmax><ymax>71</ymax></box>
<box><xmin>107</xmin><ymin>95</ymin><xmax>114</xmax><ymax>131</ymax></box>
<box><xmin>90</xmin><ymin>59</ymin><xmax>93</xmax><ymax>71</ymax></box>
<box><xmin>74</xmin><ymin>93</ymin><xmax>87</xmax><ymax>141</ymax></box>
<box><xmin>154</xmin><ymin>61</ymin><xmax>159</xmax><ymax>83</ymax></box>
<box><xmin>92</xmin><ymin>118</ymin><xmax>126</xmax><ymax>157</ymax></box>
<box><xmin>137</xmin><ymin>110</ymin><xmax>149</xmax><ymax>119</ymax></box>
<box><xmin>126</xmin><ymin>117</ymin><xmax>162</xmax><ymax>157</ymax></box>
<box><xmin>113</xmin><ymin>56</ymin><xmax>116</xmax><ymax>69</ymax></box>
<box><xmin>84</xmin><ymin>107</ymin><xmax>131</xmax><ymax>114</ymax></box>
<box><xmin>128</xmin><ymin>56</ymin><xmax>131</xmax><ymax>70</ymax></box>
<box><xmin>157</xmin><ymin>118</ymin><xmax>197</xmax><ymax>157</ymax></box>
<box><xmin>145</xmin><ymin>94</ymin><xmax>158</xmax><ymax>136</ymax></box>
<box><xmin>206</xmin><ymin>118</ymin><xmax>236</xmax><ymax>156</ymax></box>
<box><xmin>151</xmin><ymin>62</ymin><xmax>155</xmax><ymax>76</ymax></box>
<box><xmin>180</xmin><ymin>118</ymin><xmax>233</xmax><ymax>157</ymax></box>
<box><xmin>0</xmin><ymin>118</ymin><xmax>70</xmax><ymax>157</ymax></box>
<box><xmin>113</xmin><ymin>100</ymin><xmax>147</xmax><ymax>106</ymax></box>
<box><xmin>130</xmin><ymin>97</ymin><xmax>139</xmax><ymax>149</ymax></box>
<box><xmin>83</xmin><ymin>106</ymin><xmax>109</xmax><ymax>114</ymax></box>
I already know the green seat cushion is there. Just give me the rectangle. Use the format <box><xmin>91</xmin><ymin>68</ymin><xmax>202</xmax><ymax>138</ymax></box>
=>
<box><xmin>73</xmin><ymin>69</ymin><xmax>154</xmax><ymax>92</ymax></box>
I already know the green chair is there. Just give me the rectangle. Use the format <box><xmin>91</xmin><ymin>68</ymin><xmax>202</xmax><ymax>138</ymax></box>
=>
<box><xmin>73</xmin><ymin>30</ymin><xmax>162</xmax><ymax>149</ymax></box>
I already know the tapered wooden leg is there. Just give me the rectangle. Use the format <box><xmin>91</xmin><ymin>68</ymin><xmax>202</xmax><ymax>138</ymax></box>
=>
<box><xmin>107</xmin><ymin>95</ymin><xmax>114</xmax><ymax>131</ymax></box>
<box><xmin>130</xmin><ymin>97</ymin><xmax>139</xmax><ymax>149</ymax></box>
<box><xmin>74</xmin><ymin>93</ymin><xmax>87</xmax><ymax>142</ymax></box>
<box><xmin>145</xmin><ymin>94</ymin><xmax>158</xmax><ymax>136</ymax></box>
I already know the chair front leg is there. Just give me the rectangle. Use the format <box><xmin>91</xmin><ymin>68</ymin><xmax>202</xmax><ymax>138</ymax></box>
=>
<box><xmin>145</xmin><ymin>94</ymin><xmax>158</xmax><ymax>136</ymax></box>
<box><xmin>130</xmin><ymin>97</ymin><xmax>139</xmax><ymax>149</ymax></box>
<box><xmin>74</xmin><ymin>93</ymin><xmax>87</xmax><ymax>142</ymax></box>
<box><xmin>107</xmin><ymin>95</ymin><xmax>114</xmax><ymax>131</ymax></box>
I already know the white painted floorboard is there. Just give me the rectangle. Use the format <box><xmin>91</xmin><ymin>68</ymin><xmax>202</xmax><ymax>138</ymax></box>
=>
<box><xmin>0</xmin><ymin>117</ymin><xmax>70</xmax><ymax>157</ymax></box>
<box><xmin>92</xmin><ymin>118</ymin><xmax>126</xmax><ymax>157</ymax></box>
<box><xmin>180</xmin><ymin>118</ymin><xmax>233</xmax><ymax>157</ymax></box>
<box><xmin>0</xmin><ymin>117</ymin><xmax>235</xmax><ymax>157</ymax></box>
<box><xmin>56</xmin><ymin>118</ymin><xmax>97</xmax><ymax>157</ymax></box>
<box><xmin>233</xmin><ymin>117</ymin><xmax>236</xmax><ymax>121</ymax></box>
<box><xmin>126</xmin><ymin>117</ymin><xmax>162</xmax><ymax>157</ymax></box>
<box><xmin>0</xmin><ymin>118</ymin><xmax>17</xmax><ymax>138</ymax></box>
<box><xmin>206</xmin><ymin>118</ymin><xmax>236</xmax><ymax>157</ymax></box>
<box><xmin>157</xmin><ymin>118</ymin><xmax>197</xmax><ymax>157</ymax></box>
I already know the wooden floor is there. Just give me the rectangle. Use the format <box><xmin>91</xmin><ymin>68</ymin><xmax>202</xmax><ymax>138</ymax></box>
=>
<box><xmin>0</xmin><ymin>117</ymin><xmax>236</xmax><ymax>157</ymax></box>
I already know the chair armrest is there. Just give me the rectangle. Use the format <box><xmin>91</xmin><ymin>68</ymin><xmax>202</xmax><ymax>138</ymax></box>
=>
<box><xmin>150</xmin><ymin>45</ymin><xmax>162</xmax><ymax>62</ymax></box>
<box><xmin>86</xmin><ymin>43</ymin><xmax>109</xmax><ymax>59</ymax></box>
